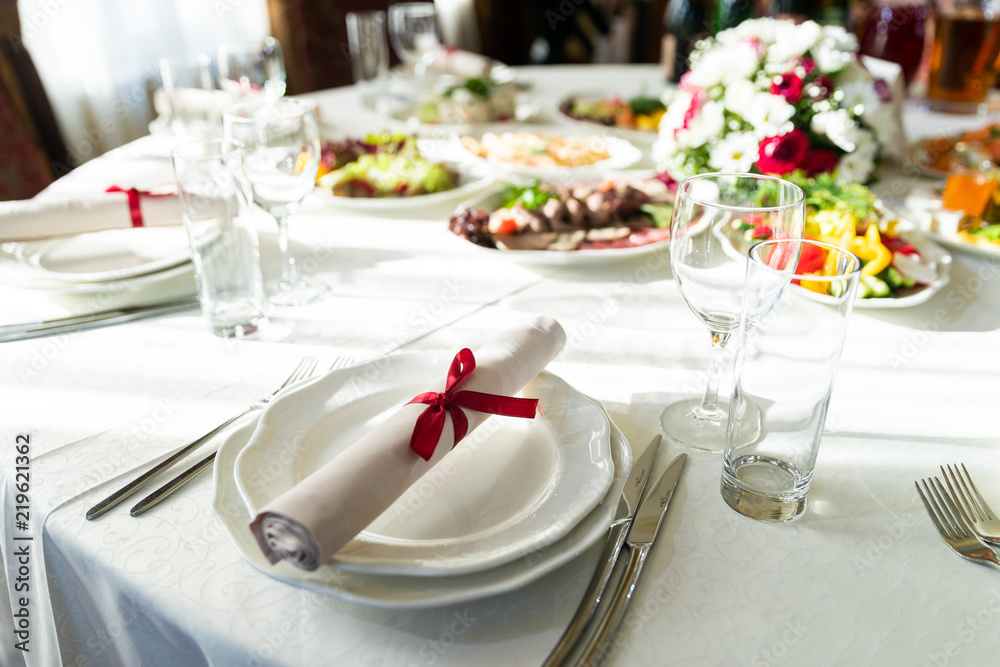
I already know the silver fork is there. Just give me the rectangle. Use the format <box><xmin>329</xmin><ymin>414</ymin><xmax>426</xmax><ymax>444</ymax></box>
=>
<box><xmin>915</xmin><ymin>477</ymin><xmax>1000</xmax><ymax>571</ymax></box>
<box><xmin>86</xmin><ymin>356</ymin><xmax>319</xmax><ymax>520</ymax></box>
<box><xmin>127</xmin><ymin>355</ymin><xmax>356</xmax><ymax>516</ymax></box>
<box><xmin>941</xmin><ymin>463</ymin><xmax>1000</xmax><ymax>547</ymax></box>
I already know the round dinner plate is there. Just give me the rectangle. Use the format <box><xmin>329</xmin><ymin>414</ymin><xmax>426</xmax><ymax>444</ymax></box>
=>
<box><xmin>712</xmin><ymin>218</ymin><xmax>952</xmax><ymax>310</ymax></box>
<box><xmin>448</xmin><ymin>182</ymin><xmax>671</xmax><ymax>267</ymax></box>
<box><xmin>550</xmin><ymin>93</ymin><xmax>662</xmax><ymax>144</ymax></box>
<box><xmin>454</xmin><ymin>126</ymin><xmax>643</xmax><ymax>179</ymax></box>
<box><xmin>312</xmin><ymin>160</ymin><xmax>494</xmax><ymax>211</ymax></box>
<box><xmin>212</xmin><ymin>372</ymin><xmax>631</xmax><ymax>608</ymax></box>
<box><xmin>232</xmin><ymin>355</ymin><xmax>614</xmax><ymax>576</ymax></box>
<box><xmin>0</xmin><ymin>227</ymin><xmax>191</xmax><ymax>289</ymax></box>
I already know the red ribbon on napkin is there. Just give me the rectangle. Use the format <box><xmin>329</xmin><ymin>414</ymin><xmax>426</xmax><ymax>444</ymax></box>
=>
<box><xmin>406</xmin><ymin>349</ymin><xmax>540</xmax><ymax>461</ymax></box>
<box><xmin>105</xmin><ymin>186</ymin><xmax>173</xmax><ymax>228</ymax></box>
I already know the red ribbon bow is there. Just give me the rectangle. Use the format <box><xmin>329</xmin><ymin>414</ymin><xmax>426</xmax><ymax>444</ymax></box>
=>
<box><xmin>406</xmin><ymin>349</ymin><xmax>540</xmax><ymax>461</ymax></box>
<box><xmin>105</xmin><ymin>185</ymin><xmax>173</xmax><ymax>228</ymax></box>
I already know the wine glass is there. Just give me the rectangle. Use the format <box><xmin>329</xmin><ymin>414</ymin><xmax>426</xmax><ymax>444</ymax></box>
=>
<box><xmin>662</xmin><ymin>173</ymin><xmax>805</xmax><ymax>452</ymax></box>
<box><xmin>387</xmin><ymin>2</ymin><xmax>441</xmax><ymax>67</ymax></box>
<box><xmin>223</xmin><ymin>98</ymin><xmax>328</xmax><ymax>306</ymax></box>
<box><xmin>217</xmin><ymin>36</ymin><xmax>286</xmax><ymax>101</ymax></box>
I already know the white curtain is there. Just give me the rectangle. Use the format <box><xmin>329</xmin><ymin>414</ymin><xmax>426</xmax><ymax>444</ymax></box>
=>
<box><xmin>18</xmin><ymin>0</ymin><xmax>270</xmax><ymax>167</ymax></box>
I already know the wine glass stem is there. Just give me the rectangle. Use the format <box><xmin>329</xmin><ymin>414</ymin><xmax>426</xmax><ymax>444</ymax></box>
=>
<box><xmin>275</xmin><ymin>215</ymin><xmax>299</xmax><ymax>289</ymax></box>
<box><xmin>697</xmin><ymin>330</ymin><xmax>730</xmax><ymax>418</ymax></box>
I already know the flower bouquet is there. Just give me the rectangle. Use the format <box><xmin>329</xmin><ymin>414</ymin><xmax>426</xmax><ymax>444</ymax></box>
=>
<box><xmin>653</xmin><ymin>18</ymin><xmax>905</xmax><ymax>184</ymax></box>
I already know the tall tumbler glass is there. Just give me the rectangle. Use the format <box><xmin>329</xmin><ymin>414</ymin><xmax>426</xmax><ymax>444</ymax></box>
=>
<box><xmin>346</xmin><ymin>11</ymin><xmax>390</xmax><ymax>109</ymax></box>
<box><xmin>170</xmin><ymin>139</ymin><xmax>268</xmax><ymax>337</ymax></box>
<box><xmin>662</xmin><ymin>173</ymin><xmax>805</xmax><ymax>452</ymax></box>
<box><xmin>721</xmin><ymin>239</ymin><xmax>861</xmax><ymax>522</ymax></box>
<box><xmin>159</xmin><ymin>54</ymin><xmax>222</xmax><ymax>139</ymax></box>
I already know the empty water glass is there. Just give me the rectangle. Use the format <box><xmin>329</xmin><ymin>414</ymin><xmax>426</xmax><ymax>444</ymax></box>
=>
<box><xmin>721</xmin><ymin>239</ymin><xmax>861</xmax><ymax>522</ymax></box>
<box><xmin>170</xmin><ymin>139</ymin><xmax>268</xmax><ymax>337</ymax></box>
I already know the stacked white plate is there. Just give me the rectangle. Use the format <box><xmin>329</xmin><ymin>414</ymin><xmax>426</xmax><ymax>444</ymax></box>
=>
<box><xmin>0</xmin><ymin>227</ymin><xmax>194</xmax><ymax>294</ymax></box>
<box><xmin>212</xmin><ymin>352</ymin><xmax>632</xmax><ymax>608</ymax></box>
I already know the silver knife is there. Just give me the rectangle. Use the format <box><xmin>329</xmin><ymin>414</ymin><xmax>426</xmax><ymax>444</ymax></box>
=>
<box><xmin>0</xmin><ymin>295</ymin><xmax>200</xmax><ymax>343</ymax></box>
<box><xmin>543</xmin><ymin>434</ymin><xmax>663</xmax><ymax>667</ymax></box>
<box><xmin>576</xmin><ymin>452</ymin><xmax>687</xmax><ymax>667</ymax></box>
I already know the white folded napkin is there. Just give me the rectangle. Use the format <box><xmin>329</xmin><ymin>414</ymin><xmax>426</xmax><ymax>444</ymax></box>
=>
<box><xmin>422</xmin><ymin>45</ymin><xmax>495</xmax><ymax>79</ymax></box>
<box><xmin>250</xmin><ymin>316</ymin><xmax>567</xmax><ymax>571</ymax></box>
<box><xmin>0</xmin><ymin>189</ymin><xmax>182</xmax><ymax>242</ymax></box>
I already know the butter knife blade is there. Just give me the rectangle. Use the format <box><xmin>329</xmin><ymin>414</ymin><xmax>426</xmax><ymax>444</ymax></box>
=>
<box><xmin>576</xmin><ymin>452</ymin><xmax>687</xmax><ymax>666</ymax></box>
<box><xmin>0</xmin><ymin>295</ymin><xmax>200</xmax><ymax>342</ymax></box>
<box><xmin>543</xmin><ymin>434</ymin><xmax>662</xmax><ymax>667</ymax></box>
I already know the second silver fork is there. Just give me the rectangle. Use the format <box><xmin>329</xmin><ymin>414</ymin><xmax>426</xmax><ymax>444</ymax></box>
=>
<box><xmin>940</xmin><ymin>463</ymin><xmax>1000</xmax><ymax>547</ymax></box>
<box><xmin>87</xmin><ymin>356</ymin><xmax>319</xmax><ymax>520</ymax></box>
<box><xmin>129</xmin><ymin>355</ymin><xmax>356</xmax><ymax>516</ymax></box>
<box><xmin>916</xmin><ymin>477</ymin><xmax>1000</xmax><ymax>571</ymax></box>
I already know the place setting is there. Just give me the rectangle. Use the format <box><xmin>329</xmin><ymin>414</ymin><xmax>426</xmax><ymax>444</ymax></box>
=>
<box><xmin>7</xmin><ymin>4</ymin><xmax>1000</xmax><ymax>665</ymax></box>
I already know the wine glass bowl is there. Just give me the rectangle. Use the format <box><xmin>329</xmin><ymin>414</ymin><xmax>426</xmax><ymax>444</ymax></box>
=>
<box><xmin>217</xmin><ymin>36</ymin><xmax>286</xmax><ymax>101</ymax></box>
<box><xmin>223</xmin><ymin>98</ymin><xmax>328</xmax><ymax>307</ymax></box>
<box><xmin>387</xmin><ymin>2</ymin><xmax>441</xmax><ymax>67</ymax></box>
<box><xmin>662</xmin><ymin>173</ymin><xmax>805</xmax><ymax>452</ymax></box>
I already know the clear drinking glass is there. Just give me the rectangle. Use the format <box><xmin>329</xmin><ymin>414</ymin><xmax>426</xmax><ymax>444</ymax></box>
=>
<box><xmin>661</xmin><ymin>173</ymin><xmax>805</xmax><ymax>452</ymax></box>
<box><xmin>347</xmin><ymin>11</ymin><xmax>390</xmax><ymax>109</ymax></box>
<box><xmin>217</xmin><ymin>36</ymin><xmax>286</xmax><ymax>101</ymax></box>
<box><xmin>159</xmin><ymin>54</ymin><xmax>221</xmax><ymax>139</ymax></box>
<box><xmin>223</xmin><ymin>99</ymin><xmax>328</xmax><ymax>307</ymax></box>
<box><xmin>721</xmin><ymin>239</ymin><xmax>861</xmax><ymax>522</ymax></box>
<box><xmin>387</xmin><ymin>2</ymin><xmax>441</xmax><ymax>66</ymax></box>
<box><xmin>170</xmin><ymin>139</ymin><xmax>267</xmax><ymax>337</ymax></box>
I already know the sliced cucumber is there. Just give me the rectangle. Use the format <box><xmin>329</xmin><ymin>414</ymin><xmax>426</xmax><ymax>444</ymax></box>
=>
<box><xmin>861</xmin><ymin>275</ymin><xmax>891</xmax><ymax>298</ymax></box>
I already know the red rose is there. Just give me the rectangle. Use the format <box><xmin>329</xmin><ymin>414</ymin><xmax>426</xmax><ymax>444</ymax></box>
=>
<box><xmin>798</xmin><ymin>57</ymin><xmax>817</xmax><ymax>75</ymax></box>
<box><xmin>806</xmin><ymin>76</ymin><xmax>834</xmax><ymax>102</ymax></box>
<box><xmin>801</xmin><ymin>150</ymin><xmax>839</xmax><ymax>177</ymax></box>
<box><xmin>757</xmin><ymin>129</ymin><xmax>810</xmax><ymax>175</ymax></box>
<box><xmin>771</xmin><ymin>73</ymin><xmax>804</xmax><ymax>104</ymax></box>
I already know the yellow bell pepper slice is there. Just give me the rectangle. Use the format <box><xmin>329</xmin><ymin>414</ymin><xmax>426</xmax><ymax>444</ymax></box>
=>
<box><xmin>849</xmin><ymin>223</ymin><xmax>892</xmax><ymax>278</ymax></box>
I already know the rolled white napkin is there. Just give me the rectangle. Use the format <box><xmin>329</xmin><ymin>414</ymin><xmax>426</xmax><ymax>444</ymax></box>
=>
<box><xmin>422</xmin><ymin>45</ymin><xmax>495</xmax><ymax>79</ymax></box>
<box><xmin>250</xmin><ymin>316</ymin><xmax>567</xmax><ymax>571</ymax></box>
<box><xmin>0</xmin><ymin>189</ymin><xmax>181</xmax><ymax>242</ymax></box>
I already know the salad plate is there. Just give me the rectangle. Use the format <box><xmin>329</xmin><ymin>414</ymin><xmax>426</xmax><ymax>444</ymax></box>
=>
<box><xmin>900</xmin><ymin>185</ymin><xmax>1000</xmax><ymax>260</ymax></box>
<box><xmin>313</xmin><ymin>160</ymin><xmax>494</xmax><ymax>211</ymax></box>
<box><xmin>0</xmin><ymin>227</ymin><xmax>192</xmax><ymax>290</ymax></box>
<box><xmin>714</xmin><ymin>218</ymin><xmax>951</xmax><ymax>309</ymax></box>
<box><xmin>551</xmin><ymin>92</ymin><xmax>666</xmax><ymax>143</ymax></box>
<box><xmin>233</xmin><ymin>355</ymin><xmax>614</xmax><ymax>576</ymax></box>
<box><xmin>213</xmin><ymin>373</ymin><xmax>631</xmax><ymax>608</ymax></box>
<box><xmin>313</xmin><ymin>133</ymin><xmax>494</xmax><ymax>210</ymax></box>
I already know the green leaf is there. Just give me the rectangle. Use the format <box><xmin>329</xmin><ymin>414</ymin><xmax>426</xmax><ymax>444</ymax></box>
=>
<box><xmin>640</xmin><ymin>203</ymin><xmax>673</xmax><ymax>228</ymax></box>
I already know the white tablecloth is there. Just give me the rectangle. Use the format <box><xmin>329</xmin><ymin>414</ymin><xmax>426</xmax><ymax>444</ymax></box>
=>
<box><xmin>2</xmin><ymin>65</ymin><xmax>999</xmax><ymax>667</ymax></box>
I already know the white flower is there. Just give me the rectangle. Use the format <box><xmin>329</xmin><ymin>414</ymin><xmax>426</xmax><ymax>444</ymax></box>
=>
<box><xmin>658</xmin><ymin>90</ymin><xmax>692</xmax><ymax>138</ymax></box>
<box><xmin>723</xmin><ymin>79</ymin><xmax>757</xmax><ymax>115</ymax></box>
<box><xmin>838</xmin><ymin>80</ymin><xmax>880</xmax><ymax>116</ymax></box>
<box><xmin>813</xmin><ymin>26</ymin><xmax>858</xmax><ymax>73</ymax></box>
<box><xmin>743</xmin><ymin>93</ymin><xmax>795</xmax><ymax>140</ymax></box>
<box><xmin>709</xmin><ymin>131</ymin><xmax>759</xmax><ymax>172</ymax></box>
<box><xmin>677</xmin><ymin>101</ymin><xmax>725</xmax><ymax>148</ymax></box>
<box><xmin>835</xmin><ymin>137</ymin><xmax>877</xmax><ymax>184</ymax></box>
<box><xmin>811</xmin><ymin>109</ymin><xmax>864</xmax><ymax>151</ymax></box>
<box><xmin>767</xmin><ymin>20</ymin><xmax>821</xmax><ymax>65</ymax></box>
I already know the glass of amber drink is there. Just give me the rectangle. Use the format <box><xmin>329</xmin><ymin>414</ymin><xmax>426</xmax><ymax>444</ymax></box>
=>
<box><xmin>927</xmin><ymin>0</ymin><xmax>1000</xmax><ymax>113</ymax></box>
